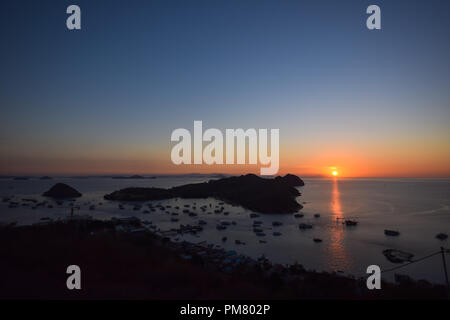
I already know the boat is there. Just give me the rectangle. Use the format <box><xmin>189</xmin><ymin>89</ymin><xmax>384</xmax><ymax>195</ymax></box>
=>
<box><xmin>436</xmin><ymin>233</ymin><xmax>448</xmax><ymax>240</ymax></box>
<box><xmin>383</xmin><ymin>249</ymin><xmax>414</xmax><ymax>263</ymax></box>
<box><xmin>313</xmin><ymin>238</ymin><xmax>322</xmax><ymax>243</ymax></box>
<box><xmin>345</xmin><ymin>220</ymin><xmax>358</xmax><ymax>226</ymax></box>
<box><xmin>298</xmin><ymin>223</ymin><xmax>313</xmax><ymax>230</ymax></box>
<box><xmin>314</xmin><ymin>214</ymin><xmax>320</xmax><ymax>218</ymax></box>
<box><xmin>294</xmin><ymin>213</ymin><xmax>304</xmax><ymax>218</ymax></box>
<box><xmin>384</xmin><ymin>229</ymin><xmax>400</xmax><ymax>236</ymax></box>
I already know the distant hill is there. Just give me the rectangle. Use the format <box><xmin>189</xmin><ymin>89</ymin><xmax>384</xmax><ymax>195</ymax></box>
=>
<box><xmin>105</xmin><ymin>174</ymin><xmax>304</xmax><ymax>213</ymax></box>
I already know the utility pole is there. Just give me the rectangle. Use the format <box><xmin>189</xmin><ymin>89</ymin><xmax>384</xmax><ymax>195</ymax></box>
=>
<box><xmin>441</xmin><ymin>247</ymin><xmax>449</xmax><ymax>285</ymax></box>
<box><xmin>440</xmin><ymin>247</ymin><xmax>449</xmax><ymax>299</ymax></box>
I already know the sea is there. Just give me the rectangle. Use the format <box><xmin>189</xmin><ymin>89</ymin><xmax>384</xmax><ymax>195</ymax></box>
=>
<box><xmin>0</xmin><ymin>176</ymin><xmax>449</xmax><ymax>284</ymax></box>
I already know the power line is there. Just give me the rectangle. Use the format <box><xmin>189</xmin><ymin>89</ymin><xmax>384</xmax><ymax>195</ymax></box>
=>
<box><xmin>355</xmin><ymin>248</ymin><xmax>448</xmax><ymax>279</ymax></box>
<box><xmin>379</xmin><ymin>251</ymin><xmax>441</xmax><ymax>275</ymax></box>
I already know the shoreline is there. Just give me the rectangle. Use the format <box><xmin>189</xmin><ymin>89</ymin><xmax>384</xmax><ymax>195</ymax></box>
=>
<box><xmin>0</xmin><ymin>216</ymin><xmax>447</xmax><ymax>299</ymax></box>
<box><xmin>1</xmin><ymin>177</ymin><xmax>449</xmax><ymax>288</ymax></box>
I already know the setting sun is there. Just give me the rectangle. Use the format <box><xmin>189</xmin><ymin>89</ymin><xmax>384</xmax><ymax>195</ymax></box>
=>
<box><xmin>332</xmin><ymin>171</ymin><xmax>339</xmax><ymax>176</ymax></box>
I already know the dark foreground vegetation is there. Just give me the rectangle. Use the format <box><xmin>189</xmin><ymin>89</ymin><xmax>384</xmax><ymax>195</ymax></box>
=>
<box><xmin>0</xmin><ymin>219</ymin><xmax>447</xmax><ymax>300</ymax></box>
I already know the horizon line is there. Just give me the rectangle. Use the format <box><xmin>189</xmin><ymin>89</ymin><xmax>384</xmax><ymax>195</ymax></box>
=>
<box><xmin>1</xmin><ymin>173</ymin><xmax>450</xmax><ymax>179</ymax></box>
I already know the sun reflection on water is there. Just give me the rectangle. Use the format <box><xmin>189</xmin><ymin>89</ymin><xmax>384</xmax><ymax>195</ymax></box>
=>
<box><xmin>331</xmin><ymin>177</ymin><xmax>342</xmax><ymax>219</ymax></box>
<box><xmin>327</xmin><ymin>177</ymin><xmax>350</xmax><ymax>271</ymax></box>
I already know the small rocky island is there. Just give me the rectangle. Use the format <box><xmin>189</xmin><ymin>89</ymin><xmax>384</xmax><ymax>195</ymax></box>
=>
<box><xmin>104</xmin><ymin>174</ymin><xmax>304</xmax><ymax>213</ymax></box>
<box><xmin>42</xmin><ymin>183</ymin><xmax>82</xmax><ymax>198</ymax></box>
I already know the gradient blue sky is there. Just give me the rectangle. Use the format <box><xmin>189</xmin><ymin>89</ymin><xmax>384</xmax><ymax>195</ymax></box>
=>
<box><xmin>1</xmin><ymin>0</ymin><xmax>449</xmax><ymax>176</ymax></box>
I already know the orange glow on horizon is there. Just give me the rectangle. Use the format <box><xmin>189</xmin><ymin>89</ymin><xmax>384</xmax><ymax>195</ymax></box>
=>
<box><xmin>1</xmin><ymin>141</ymin><xmax>450</xmax><ymax>177</ymax></box>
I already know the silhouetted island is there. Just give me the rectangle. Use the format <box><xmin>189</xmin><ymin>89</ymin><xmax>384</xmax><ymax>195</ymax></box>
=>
<box><xmin>13</xmin><ymin>176</ymin><xmax>30</xmax><ymax>180</ymax></box>
<box><xmin>275</xmin><ymin>173</ymin><xmax>305</xmax><ymax>187</ymax></box>
<box><xmin>112</xmin><ymin>175</ymin><xmax>156</xmax><ymax>179</ymax></box>
<box><xmin>42</xmin><ymin>183</ymin><xmax>82</xmax><ymax>198</ymax></box>
<box><xmin>104</xmin><ymin>174</ymin><xmax>304</xmax><ymax>213</ymax></box>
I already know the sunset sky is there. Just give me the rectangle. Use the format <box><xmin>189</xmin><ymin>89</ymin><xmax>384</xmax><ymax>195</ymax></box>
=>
<box><xmin>1</xmin><ymin>0</ymin><xmax>449</xmax><ymax>177</ymax></box>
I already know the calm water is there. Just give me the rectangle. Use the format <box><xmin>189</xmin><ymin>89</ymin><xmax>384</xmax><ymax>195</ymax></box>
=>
<box><xmin>0</xmin><ymin>176</ymin><xmax>449</xmax><ymax>284</ymax></box>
